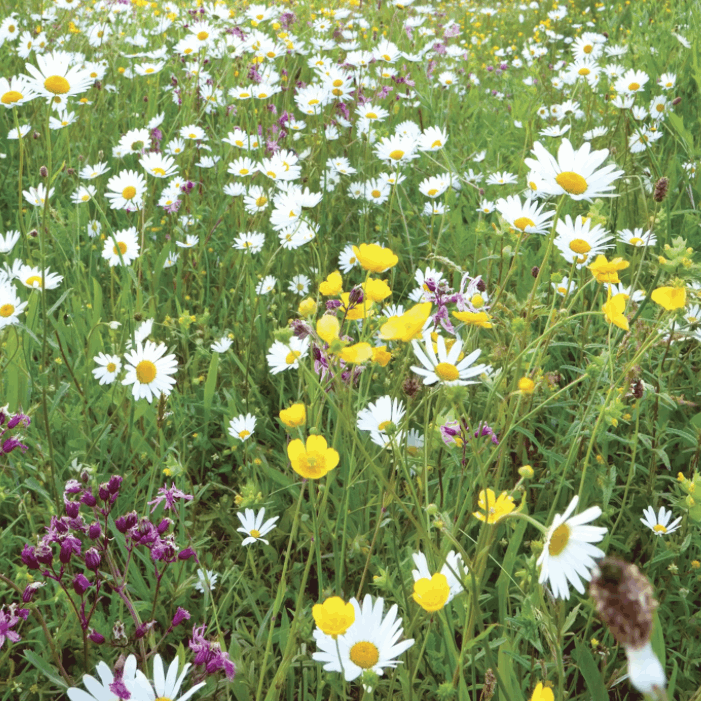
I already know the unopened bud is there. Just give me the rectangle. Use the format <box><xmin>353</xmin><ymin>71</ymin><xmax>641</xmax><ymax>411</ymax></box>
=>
<box><xmin>39</xmin><ymin>166</ymin><xmax>48</xmax><ymax>178</ymax></box>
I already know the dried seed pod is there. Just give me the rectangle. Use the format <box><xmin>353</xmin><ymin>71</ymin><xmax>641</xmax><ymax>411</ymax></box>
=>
<box><xmin>653</xmin><ymin>177</ymin><xmax>669</xmax><ymax>203</ymax></box>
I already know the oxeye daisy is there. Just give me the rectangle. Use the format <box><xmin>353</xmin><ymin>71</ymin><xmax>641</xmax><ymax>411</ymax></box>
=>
<box><xmin>66</xmin><ymin>655</ymin><xmax>140</xmax><ymax>701</ymax></box>
<box><xmin>356</xmin><ymin>395</ymin><xmax>406</xmax><ymax>448</ymax></box>
<box><xmin>0</xmin><ymin>231</ymin><xmax>20</xmax><ymax>255</ymax></box>
<box><xmin>554</xmin><ymin>215</ymin><xmax>615</xmax><ymax>267</ymax></box>
<box><xmin>236</xmin><ymin>507</ymin><xmax>279</xmax><ymax>545</ymax></box>
<box><xmin>537</xmin><ymin>495</ymin><xmax>607</xmax><ymax>600</ymax></box>
<box><xmin>79</xmin><ymin>162</ymin><xmax>110</xmax><ymax>180</ymax></box>
<box><xmin>617</xmin><ymin>228</ymin><xmax>656</xmax><ymax>248</ymax></box>
<box><xmin>312</xmin><ymin>595</ymin><xmax>414</xmax><ymax>689</ymax></box>
<box><xmin>228</xmin><ymin>413</ymin><xmax>256</xmax><ymax>442</ymax></box>
<box><xmin>524</xmin><ymin>138</ymin><xmax>624</xmax><ymax>201</ymax></box>
<box><xmin>411</xmin><ymin>331</ymin><xmax>491</xmax><ymax>387</ymax></box>
<box><xmin>122</xmin><ymin>340</ymin><xmax>178</xmax><ymax>403</ymax></box>
<box><xmin>615</xmin><ymin>68</ymin><xmax>649</xmax><ymax>95</ymax></box>
<box><xmin>92</xmin><ymin>353</ymin><xmax>122</xmax><ymax>385</ymax></box>
<box><xmin>24</xmin><ymin>51</ymin><xmax>93</xmax><ymax>107</ymax></box>
<box><xmin>70</xmin><ymin>185</ymin><xmax>97</xmax><ymax>204</ymax></box>
<box><xmin>133</xmin><ymin>654</ymin><xmax>205</xmax><ymax>701</ymax></box>
<box><xmin>0</xmin><ymin>285</ymin><xmax>28</xmax><ymax>328</ymax></box>
<box><xmin>102</xmin><ymin>227</ymin><xmax>140</xmax><ymax>267</ymax></box>
<box><xmin>0</xmin><ymin>75</ymin><xmax>37</xmax><ymax>108</ymax></box>
<box><xmin>18</xmin><ymin>265</ymin><xmax>63</xmax><ymax>291</ymax></box>
<box><xmin>266</xmin><ymin>336</ymin><xmax>310</xmax><ymax>374</ymax></box>
<box><xmin>140</xmin><ymin>152</ymin><xmax>178</xmax><ymax>179</ymax></box>
<box><xmin>105</xmin><ymin>170</ymin><xmax>147</xmax><ymax>210</ymax></box>
<box><xmin>233</xmin><ymin>231</ymin><xmax>266</xmax><ymax>254</ymax></box>
<box><xmin>211</xmin><ymin>336</ymin><xmax>233</xmax><ymax>353</ymax></box>
<box><xmin>373</xmin><ymin>134</ymin><xmax>418</xmax><ymax>166</ymax></box>
<box><xmin>496</xmin><ymin>194</ymin><xmax>555</xmax><ymax>235</ymax></box>
<box><xmin>640</xmin><ymin>506</ymin><xmax>682</xmax><ymax>536</ymax></box>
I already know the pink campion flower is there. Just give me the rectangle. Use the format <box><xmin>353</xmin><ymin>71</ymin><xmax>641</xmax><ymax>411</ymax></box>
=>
<box><xmin>189</xmin><ymin>623</ymin><xmax>236</xmax><ymax>681</ymax></box>
<box><xmin>148</xmin><ymin>483</ymin><xmax>193</xmax><ymax>513</ymax></box>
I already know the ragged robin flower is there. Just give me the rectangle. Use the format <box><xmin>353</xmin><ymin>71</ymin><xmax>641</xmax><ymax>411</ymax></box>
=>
<box><xmin>473</xmin><ymin>489</ymin><xmax>516</xmax><ymax>524</ymax></box>
<box><xmin>313</xmin><ymin>596</ymin><xmax>356</xmax><ymax>638</ymax></box>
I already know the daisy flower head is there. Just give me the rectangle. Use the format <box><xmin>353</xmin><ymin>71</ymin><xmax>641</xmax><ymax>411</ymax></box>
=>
<box><xmin>411</xmin><ymin>331</ymin><xmax>491</xmax><ymax>387</ymax></box>
<box><xmin>133</xmin><ymin>654</ymin><xmax>205</xmax><ymax>701</ymax></box>
<box><xmin>140</xmin><ymin>152</ymin><xmax>178</xmax><ymax>179</ymax></box>
<box><xmin>312</xmin><ymin>595</ymin><xmax>414</xmax><ymax>689</ymax></box>
<box><xmin>92</xmin><ymin>353</ymin><xmax>122</xmax><ymax>385</ymax></box>
<box><xmin>537</xmin><ymin>495</ymin><xmax>607</xmax><ymax>599</ymax></box>
<box><xmin>615</xmin><ymin>68</ymin><xmax>649</xmax><ymax>96</ymax></box>
<box><xmin>0</xmin><ymin>75</ymin><xmax>37</xmax><ymax>108</ymax></box>
<box><xmin>641</xmin><ymin>505</ymin><xmax>682</xmax><ymax>536</ymax></box>
<box><xmin>194</xmin><ymin>569</ymin><xmax>219</xmax><ymax>594</ymax></box>
<box><xmin>356</xmin><ymin>395</ymin><xmax>406</xmax><ymax>448</ymax></box>
<box><xmin>419</xmin><ymin>126</ymin><xmax>448</xmax><ymax>152</ymax></box>
<box><xmin>122</xmin><ymin>340</ymin><xmax>178</xmax><ymax>403</ymax></box>
<box><xmin>524</xmin><ymin>138</ymin><xmax>624</xmax><ymax>201</ymax></box>
<box><xmin>211</xmin><ymin>336</ymin><xmax>233</xmax><ymax>353</ymax></box>
<box><xmin>102</xmin><ymin>227</ymin><xmax>140</xmax><ymax>267</ymax></box>
<box><xmin>66</xmin><ymin>655</ymin><xmax>140</xmax><ymax>701</ymax></box>
<box><xmin>0</xmin><ymin>284</ymin><xmax>28</xmax><ymax>328</ymax></box>
<box><xmin>552</xmin><ymin>276</ymin><xmax>577</xmax><ymax>297</ymax></box>
<box><xmin>618</xmin><ymin>228</ymin><xmax>656</xmax><ymax>248</ymax></box>
<box><xmin>0</xmin><ymin>230</ymin><xmax>21</xmax><ymax>254</ymax></box>
<box><xmin>24</xmin><ymin>51</ymin><xmax>93</xmax><ymax>107</ymax></box>
<box><xmin>228</xmin><ymin>413</ymin><xmax>256</xmax><ymax>442</ymax></box>
<box><xmin>105</xmin><ymin>170</ymin><xmax>147</xmax><ymax>211</ymax></box>
<box><xmin>236</xmin><ymin>507</ymin><xmax>279</xmax><ymax>545</ymax></box>
<box><xmin>496</xmin><ymin>195</ymin><xmax>555</xmax><ymax>235</ymax></box>
<box><xmin>18</xmin><ymin>265</ymin><xmax>63</xmax><ymax>291</ymax></box>
<box><xmin>233</xmin><ymin>231</ymin><xmax>265</xmax><ymax>254</ymax></box>
<box><xmin>267</xmin><ymin>336</ymin><xmax>310</xmax><ymax>374</ymax></box>
<box><xmin>373</xmin><ymin>134</ymin><xmax>418</xmax><ymax>166</ymax></box>
<box><xmin>487</xmin><ymin>171</ymin><xmax>518</xmax><ymax>186</ymax></box>
<box><xmin>554</xmin><ymin>215</ymin><xmax>615</xmax><ymax>267</ymax></box>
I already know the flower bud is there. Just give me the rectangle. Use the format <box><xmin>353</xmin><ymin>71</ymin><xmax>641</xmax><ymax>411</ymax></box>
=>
<box><xmin>178</xmin><ymin>547</ymin><xmax>198</xmax><ymax>562</ymax></box>
<box><xmin>347</xmin><ymin>286</ymin><xmax>364</xmax><ymax>306</ymax></box>
<box><xmin>72</xmin><ymin>573</ymin><xmax>92</xmax><ymax>596</ymax></box>
<box><xmin>65</xmin><ymin>499</ymin><xmax>80</xmax><ymax>519</ymax></box>
<box><xmin>21</xmin><ymin>544</ymin><xmax>40</xmax><ymax>570</ymax></box>
<box><xmin>23</xmin><ymin>582</ymin><xmax>44</xmax><ymax>603</ymax></box>
<box><xmin>107</xmin><ymin>475</ymin><xmax>123</xmax><ymax>494</ymax></box>
<box><xmin>157</xmin><ymin>518</ymin><xmax>172</xmax><ymax>534</ymax></box>
<box><xmin>36</xmin><ymin>543</ymin><xmax>53</xmax><ymax>566</ymax></box>
<box><xmin>64</xmin><ymin>479</ymin><xmax>81</xmax><ymax>494</ymax></box>
<box><xmin>88</xmin><ymin>521</ymin><xmax>102</xmax><ymax>540</ymax></box>
<box><xmin>172</xmin><ymin>607</ymin><xmax>191</xmax><ymax>628</ymax></box>
<box><xmin>98</xmin><ymin>483</ymin><xmax>110</xmax><ymax>501</ymax></box>
<box><xmin>81</xmin><ymin>491</ymin><xmax>97</xmax><ymax>507</ymax></box>
<box><xmin>39</xmin><ymin>166</ymin><xmax>48</xmax><ymax>178</ymax></box>
<box><xmin>518</xmin><ymin>465</ymin><xmax>534</xmax><ymax>479</ymax></box>
<box><xmin>85</xmin><ymin>547</ymin><xmax>101</xmax><ymax>571</ymax></box>
<box><xmin>88</xmin><ymin>629</ymin><xmax>105</xmax><ymax>644</ymax></box>
<box><xmin>115</xmin><ymin>511</ymin><xmax>138</xmax><ymax>533</ymax></box>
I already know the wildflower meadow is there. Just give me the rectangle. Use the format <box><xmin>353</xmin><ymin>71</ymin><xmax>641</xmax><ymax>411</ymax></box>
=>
<box><xmin>1</xmin><ymin>0</ymin><xmax>701</xmax><ymax>699</ymax></box>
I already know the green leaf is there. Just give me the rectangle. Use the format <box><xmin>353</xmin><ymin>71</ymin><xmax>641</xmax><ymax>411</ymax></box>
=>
<box><xmin>573</xmin><ymin>641</ymin><xmax>608</xmax><ymax>701</ymax></box>
<box><xmin>650</xmin><ymin>610</ymin><xmax>665</xmax><ymax>668</ymax></box>
<box><xmin>23</xmin><ymin>650</ymin><xmax>68</xmax><ymax>689</ymax></box>
<box><xmin>203</xmin><ymin>351</ymin><xmax>219</xmax><ymax>425</ymax></box>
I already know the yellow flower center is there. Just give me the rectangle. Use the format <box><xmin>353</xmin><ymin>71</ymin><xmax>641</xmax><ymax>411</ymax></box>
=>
<box><xmin>371</xmin><ymin>189</ymin><xmax>381</xmax><ymax>198</ymax></box>
<box><xmin>249</xmin><ymin>529</ymin><xmax>260</xmax><ymax>538</ymax></box>
<box><xmin>1</xmin><ymin>90</ymin><xmax>23</xmax><ymax>105</ymax></box>
<box><xmin>308</xmin><ymin>98</ymin><xmax>319</xmax><ymax>105</ymax></box>
<box><xmin>628</xmin><ymin>82</ymin><xmax>640</xmax><ymax>91</ymax></box>
<box><xmin>656</xmin><ymin>103</ymin><xmax>664</xmax><ymax>112</ymax></box>
<box><xmin>122</xmin><ymin>186</ymin><xmax>137</xmax><ymax>200</ymax></box>
<box><xmin>389</xmin><ymin>149</ymin><xmax>404</xmax><ymax>160</ymax></box>
<box><xmin>557</xmin><ymin>286</ymin><xmax>567</xmax><ymax>295</ymax></box>
<box><xmin>435</xmin><ymin>362</ymin><xmax>460</xmax><ymax>382</ymax></box>
<box><xmin>81</xmin><ymin>194</ymin><xmax>90</xmax><ymax>201</ymax></box>
<box><xmin>569</xmin><ymin>239</ymin><xmax>591</xmax><ymax>254</ymax></box>
<box><xmin>145</xmin><ymin>68</ymin><xmax>154</xmax><ymax>74</ymax></box>
<box><xmin>629</xmin><ymin>237</ymin><xmax>643</xmax><ymax>246</ymax></box>
<box><xmin>255</xmin><ymin>195</ymin><xmax>268</xmax><ymax>207</ymax></box>
<box><xmin>135</xmin><ymin>360</ymin><xmax>157</xmax><ymax>384</ymax></box>
<box><xmin>189</xmin><ymin>133</ymin><xmax>197</xmax><ymax>139</ymax></box>
<box><xmin>106</xmin><ymin>362</ymin><xmax>117</xmax><ymax>372</ymax></box>
<box><xmin>578</xmin><ymin>67</ymin><xmax>590</xmax><ymax>76</ymax></box>
<box><xmin>366</xmin><ymin>111</ymin><xmax>377</xmax><ymax>119</ymax></box>
<box><xmin>427</xmin><ymin>188</ymin><xmax>438</xmax><ymax>196</ymax></box>
<box><xmin>653</xmin><ymin>524</ymin><xmax>667</xmax><ymax>533</ymax></box>
<box><xmin>0</xmin><ymin>304</ymin><xmax>15</xmax><ymax>317</ymax></box>
<box><xmin>528</xmin><ymin>181</ymin><xmax>538</xmax><ymax>191</ymax></box>
<box><xmin>113</xmin><ymin>241</ymin><xmax>128</xmax><ymax>256</ymax></box>
<box><xmin>285</xmin><ymin>350</ymin><xmax>301</xmax><ymax>365</ymax></box>
<box><xmin>514</xmin><ymin>216</ymin><xmax>535</xmax><ymax>231</ymax></box>
<box><xmin>349</xmin><ymin>641</ymin><xmax>380</xmax><ymax>669</ymax></box>
<box><xmin>431</xmin><ymin>139</ymin><xmax>442</xmax><ymax>148</ymax></box>
<box><xmin>26</xmin><ymin>276</ymin><xmax>43</xmax><ymax>287</ymax></box>
<box><xmin>548</xmin><ymin>523</ymin><xmax>570</xmax><ymax>556</ymax></box>
<box><xmin>238</xmin><ymin>430</ymin><xmax>250</xmax><ymax>439</ymax></box>
<box><xmin>583</xmin><ymin>44</ymin><xmax>593</xmax><ymax>53</ymax></box>
<box><xmin>44</xmin><ymin>75</ymin><xmax>70</xmax><ymax>94</ymax></box>
<box><xmin>197</xmin><ymin>30</ymin><xmax>209</xmax><ymax>40</ymax></box>
<box><xmin>152</xmin><ymin>167</ymin><xmax>166</xmax><ymax>176</ymax></box>
<box><xmin>555</xmin><ymin>171</ymin><xmax>588</xmax><ymax>195</ymax></box>
<box><xmin>378</xmin><ymin>420</ymin><xmax>391</xmax><ymax>431</ymax></box>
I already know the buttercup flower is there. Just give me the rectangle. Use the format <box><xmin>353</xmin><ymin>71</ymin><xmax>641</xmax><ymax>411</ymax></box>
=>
<box><xmin>473</xmin><ymin>489</ymin><xmax>516</xmax><ymax>524</ymax></box>
<box><xmin>287</xmin><ymin>435</ymin><xmax>339</xmax><ymax>479</ymax></box>
<box><xmin>313</xmin><ymin>597</ymin><xmax>356</xmax><ymax>638</ymax></box>
<box><xmin>412</xmin><ymin>574</ymin><xmax>450</xmax><ymax>612</ymax></box>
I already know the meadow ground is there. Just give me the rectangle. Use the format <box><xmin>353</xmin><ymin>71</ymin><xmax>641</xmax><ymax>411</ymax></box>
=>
<box><xmin>1</xmin><ymin>0</ymin><xmax>701</xmax><ymax>699</ymax></box>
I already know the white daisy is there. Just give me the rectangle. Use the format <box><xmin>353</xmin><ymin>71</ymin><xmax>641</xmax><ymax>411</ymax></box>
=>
<box><xmin>537</xmin><ymin>495</ymin><xmax>607</xmax><ymax>600</ymax></box>
<box><xmin>105</xmin><ymin>169</ymin><xmax>147</xmax><ymax>210</ymax></box>
<box><xmin>554</xmin><ymin>215</ymin><xmax>615</xmax><ymax>267</ymax></box>
<box><xmin>266</xmin><ymin>336</ymin><xmax>310</xmax><ymax>374</ymax></box>
<box><xmin>102</xmin><ymin>227</ymin><xmax>140</xmax><ymax>267</ymax></box>
<box><xmin>194</xmin><ymin>568</ymin><xmax>219</xmax><ymax>594</ymax></box>
<box><xmin>92</xmin><ymin>353</ymin><xmax>122</xmax><ymax>385</ymax></box>
<box><xmin>236</xmin><ymin>507</ymin><xmax>279</xmax><ymax>545</ymax></box>
<box><xmin>357</xmin><ymin>395</ymin><xmax>406</xmax><ymax>448</ymax></box>
<box><xmin>211</xmin><ymin>336</ymin><xmax>233</xmax><ymax>353</ymax></box>
<box><xmin>18</xmin><ymin>265</ymin><xmax>63</xmax><ymax>291</ymax></box>
<box><xmin>640</xmin><ymin>505</ymin><xmax>682</xmax><ymax>537</ymax></box>
<box><xmin>24</xmin><ymin>51</ymin><xmax>93</xmax><ymax>107</ymax></box>
<box><xmin>496</xmin><ymin>194</ymin><xmax>555</xmax><ymax>235</ymax></box>
<box><xmin>411</xmin><ymin>332</ymin><xmax>491</xmax><ymax>387</ymax></box>
<box><xmin>0</xmin><ymin>284</ymin><xmax>28</xmax><ymax>328</ymax></box>
<box><xmin>0</xmin><ymin>230</ymin><xmax>21</xmax><ymax>254</ymax></box>
<box><xmin>312</xmin><ymin>595</ymin><xmax>414</xmax><ymax>687</ymax></box>
<box><xmin>122</xmin><ymin>340</ymin><xmax>178</xmax><ymax>403</ymax></box>
<box><xmin>67</xmin><ymin>655</ymin><xmax>140</xmax><ymax>701</ymax></box>
<box><xmin>228</xmin><ymin>413</ymin><xmax>256</xmax><ymax>442</ymax></box>
<box><xmin>617</xmin><ymin>228</ymin><xmax>656</xmax><ymax>248</ymax></box>
<box><xmin>133</xmin><ymin>654</ymin><xmax>205</xmax><ymax>701</ymax></box>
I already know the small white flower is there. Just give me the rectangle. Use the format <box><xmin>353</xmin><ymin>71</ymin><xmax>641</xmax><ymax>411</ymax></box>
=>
<box><xmin>640</xmin><ymin>505</ymin><xmax>682</xmax><ymax>536</ymax></box>
<box><xmin>211</xmin><ymin>336</ymin><xmax>233</xmax><ymax>353</ymax></box>
<box><xmin>236</xmin><ymin>507</ymin><xmax>279</xmax><ymax>546</ymax></box>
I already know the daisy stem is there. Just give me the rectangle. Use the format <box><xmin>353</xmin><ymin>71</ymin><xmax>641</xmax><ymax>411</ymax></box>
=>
<box><xmin>505</xmin><ymin>511</ymin><xmax>547</xmax><ymax>534</ymax></box>
<box><xmin>255</xmin><ymin>480</ymin><xmax>306</xmax><ymax>701</ymax></box>
<box><xmin>13</xmin><ymin>109</ymin><xmax>25</xmax><ymax>236</ymax></box>
<box><xmin>409</xmin><ymin>614</ymin><xmax>433</xmax><ymax>691</ymax></box>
